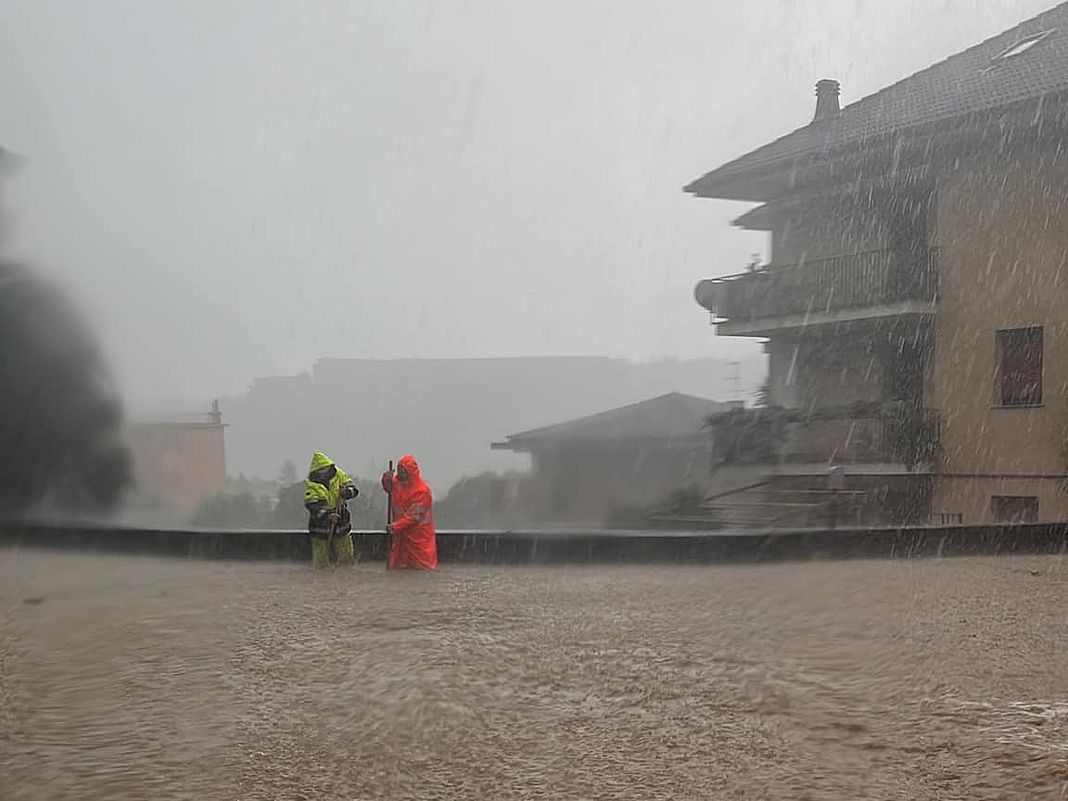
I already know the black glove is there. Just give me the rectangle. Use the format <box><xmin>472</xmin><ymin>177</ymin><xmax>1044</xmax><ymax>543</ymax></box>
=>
<box><xmin>341</xmin><ymin>484</ymin><xmax>360</xmax><ymax>500</ymax></box>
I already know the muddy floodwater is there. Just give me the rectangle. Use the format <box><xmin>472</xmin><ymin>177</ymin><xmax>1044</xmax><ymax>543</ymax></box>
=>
<box><xmin>2</xmin><ymin>549</ymin><xmax>1068</xmax><ymax>800</ymax></box>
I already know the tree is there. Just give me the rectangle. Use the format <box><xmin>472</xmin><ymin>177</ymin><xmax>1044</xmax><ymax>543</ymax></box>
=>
<box><xmin>606</xmin><ymin>483</ymin><xmax>706</xmax><ymax>528</ymax></box>
<box><xmin>270</xmin><ymin>474</ymin><xmax>388</xmax><ymax>531</ymax></box>
<box><xmin>272</xmin><ymin>480</ymin><xmax>307</xmax><ymax>529</ymax></box>
<box><xmin>278</xmin><ymin>459</ymin><xmax>298</xmax><ymax>486</ymax></box>
<box><xmin>435</xmin><ymin>471</ymin><xmax>536</xmax><ymax>528</ymax></box>
<box><xmin>704</xmin><ymin>406</ymin><xmax>790</xmax><ymax>464</ymax></box>
<box><xmin>191</xmin><ymin>492</ymin><xmax>271</xmax><ymax>529</ymax></box>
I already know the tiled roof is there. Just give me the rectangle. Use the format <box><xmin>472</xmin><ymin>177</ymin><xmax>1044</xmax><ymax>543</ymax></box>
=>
<box><xmin>686</xmin><ymin>2</ymin><xmax>1068</xmax><ymax>199</ymax></box>
<box><xmin>497</xmin><ymin>393</ymin><xmax>735</xmax><ymax>446</ymax></box>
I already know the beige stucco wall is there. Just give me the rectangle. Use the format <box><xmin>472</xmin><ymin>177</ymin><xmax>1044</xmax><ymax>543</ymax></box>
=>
<box><xmin>933</xmin><ymin>477</ymin><xmax>1068</xmax><ymax>524</ymax></box>
<box><xmin>931</xmin><ymin>145</ymin><xmax>1068</xmax><ymax>522</ymax></box>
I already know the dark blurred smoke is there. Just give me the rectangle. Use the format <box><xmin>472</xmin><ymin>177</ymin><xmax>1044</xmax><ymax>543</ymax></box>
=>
<box><xmin>0</xmin><ymin>260</ymin><xmax>132</xmax><ymax>516</ymax></box>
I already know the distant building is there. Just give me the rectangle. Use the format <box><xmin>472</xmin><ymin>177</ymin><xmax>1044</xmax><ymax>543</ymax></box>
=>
<box><xmin>128</xmin><ymin>401</ymin><xmax>227</xmax><ymax>517</ymax></box>
<box><xmin>492</xmin><ymin>393</ymin><xmax>739</xmax><ymax>523</ymax></box>
<box><xmin>220</xmin><ymin>356</ymin><xmax>763</xmax><ymax>492</ymax></box>
<box><xmin>688</xmin><ymin>3</ymin><xmax>1068</xmax><ymax>525</ymax></box>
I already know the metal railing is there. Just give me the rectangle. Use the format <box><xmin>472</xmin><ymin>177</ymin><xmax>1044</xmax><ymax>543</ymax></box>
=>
<box><xmin>782</xmin><ymin>409</ymin><xmax>939</xmax><ymax>466</ymax></box>
<box><xmin>694</xmin><ymin>247</ymin><xmax>938</xmax><ymax>322</ymax></box>
<box><xmin>705</xmin><ymin>404</ymin><xmax>940</xmax><ymax>468</ymax></box>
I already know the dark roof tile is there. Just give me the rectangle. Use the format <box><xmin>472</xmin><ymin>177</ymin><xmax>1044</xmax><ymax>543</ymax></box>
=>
<box><xmin>687</xmin><ymin>2</ymin><xmax>1068</xmax><ymax>198</ymax></box>
<box><xmin>497</xmin><ymin>393</ymin><xmax>736</xmax><ymax>446</ymax></box>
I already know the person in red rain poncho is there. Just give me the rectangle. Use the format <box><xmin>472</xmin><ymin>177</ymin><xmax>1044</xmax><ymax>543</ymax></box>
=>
<box><xmin>380</xmin><ymin>455</ymin><xmax>438</xmax><ymax>570</ymax></box>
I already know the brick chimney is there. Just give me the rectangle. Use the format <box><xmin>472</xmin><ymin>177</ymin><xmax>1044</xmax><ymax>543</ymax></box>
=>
<box><xmin>813</xmin><ymin>79</ymin><xmax>840</xmax><ymax>122</ymax></box>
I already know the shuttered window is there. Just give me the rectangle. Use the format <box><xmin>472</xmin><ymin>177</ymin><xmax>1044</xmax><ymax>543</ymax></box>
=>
<box><xmin>997</xmin><ymin>327</ymin><xmax>1043</xmax><ymax>407</ymax></box>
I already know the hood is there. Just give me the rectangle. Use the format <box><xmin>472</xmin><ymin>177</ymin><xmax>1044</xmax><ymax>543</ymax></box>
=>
<box><xmin>308</xmin><ymin>451</ymin><xmax>335</xmax><ymax>475</ymax></box>
<box><xmin>397</xmin><ymin>454</ymin><xmax>421</xmax><ymax>482</ymax></box>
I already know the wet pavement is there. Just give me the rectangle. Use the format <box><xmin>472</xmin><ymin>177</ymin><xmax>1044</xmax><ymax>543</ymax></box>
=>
<box><xmin>2</xmin><ymin>548</ymin><xmax>1067</xmax><ymax>799</ymax></box>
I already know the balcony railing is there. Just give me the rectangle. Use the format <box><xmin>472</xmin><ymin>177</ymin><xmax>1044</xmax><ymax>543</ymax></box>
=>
<box><xmin>706</xmin><ymin>404</ymin><xmax>939</xmax><ymax>468</ymax></box>
<box><xmin>783</xmin><ymin>410</ymin><xmax>939</xmax><ymax>466</ymax></box>
<box><xmin>694</xmin><ymin>247</ymin><xmax>938</xmax><ymax>324</ymax></box>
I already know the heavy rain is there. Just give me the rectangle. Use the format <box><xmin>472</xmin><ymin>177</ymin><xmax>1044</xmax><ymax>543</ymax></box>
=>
<box><xmin>3</xmin><ymin>1</ymin><xmax>1068</xmax><ymax>798</ymax></box>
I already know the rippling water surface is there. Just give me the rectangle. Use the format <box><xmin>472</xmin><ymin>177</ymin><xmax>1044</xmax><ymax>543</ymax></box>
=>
<box><xmin>2</xmin><ymin>548</ymin><xmax>1068</xmax><ymax>799</ymax></box>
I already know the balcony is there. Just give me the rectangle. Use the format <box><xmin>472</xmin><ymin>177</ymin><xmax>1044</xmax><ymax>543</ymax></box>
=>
<box><xmin>706</xmin><ymin>404</ymin><xmax>939</xmax><ymax>470</ymax></box>
<box><xmin>694</xmin><ymin>247</ymin><xmax>938</xmax><ymax>336</ymax></box>
<box><xmin>782</xmin><ymin>410</ymin><xmax>939</xmax><ymax>468</ymax></box>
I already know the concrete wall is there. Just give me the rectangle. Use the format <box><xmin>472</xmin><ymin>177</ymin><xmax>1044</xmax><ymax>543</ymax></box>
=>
<box><xmin>5</xmin><ymin>520</ymin><xmax>1068</xmax><ymax>565</ymax></box>
<box><xmin>931</xmin><ymin>144</ymin><xmax>1068</xmax><ymax>522</ymax></box>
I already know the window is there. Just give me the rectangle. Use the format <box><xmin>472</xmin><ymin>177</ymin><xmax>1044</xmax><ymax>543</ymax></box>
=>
<box><xmin>992</xmin><ymin>496</ymin><xmax>1039</xmax><ymax>524</ymax></box>
<box><xmin>997</xmin><ymin>327</ymin><xmax>1043</xmax><ymax>407</ymax></box>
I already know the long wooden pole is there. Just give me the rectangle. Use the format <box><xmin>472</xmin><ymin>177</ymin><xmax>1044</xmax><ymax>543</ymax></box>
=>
<box><xmin>385</xmin><ymin>459</ymin><xmax>393</xmax><ymax>568</ymax></box>
<box><xmin>326</xmin><ymin>477</ymin><xmax>345</xmax><ymax>558</ymax></box>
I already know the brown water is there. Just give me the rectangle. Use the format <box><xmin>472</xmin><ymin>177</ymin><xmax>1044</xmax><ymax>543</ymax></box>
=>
<box><xmin>2</xmin><ymin>548</ymin><xmax>1067</xmax><ymax>800</ymax></box>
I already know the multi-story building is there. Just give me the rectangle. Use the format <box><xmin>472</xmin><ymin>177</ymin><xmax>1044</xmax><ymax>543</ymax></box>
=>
<box><xmin>128</xmin><ymin>401</ymin><xmax>227</xmax><ymax>518</ymax></box>
<box><xmin>689</xmin><ymin>4</ymin><xmax>1068</xmax><ymax>525</ymax></box>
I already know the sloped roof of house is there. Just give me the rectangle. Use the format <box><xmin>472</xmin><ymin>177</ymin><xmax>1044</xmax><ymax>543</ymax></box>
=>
<box><xmin>492</xmin><ymin>393</ymin><xmax>738</xmax><ymax>450</ymax></box>
<box><xmin>686</xmin><ymin>2</ymin><xmax>1068</xmax><ymax>200</ymax></box>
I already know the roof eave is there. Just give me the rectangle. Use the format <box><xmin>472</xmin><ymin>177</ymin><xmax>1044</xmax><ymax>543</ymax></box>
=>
<box><xmin>686</xmin><ymin>92</ymin><xmax>1068</xmax><ymax>203</ymax></box>
<box><xmin>732</xmin><ymin>202</ymin><xmax>778</xmax><ymax>230</ymax></box>
<box><xmin>490</xmin><ymin>441</ymin><xmax>524</xmax><ymax>452</ymax></box>
<box><xmin>492</xmin><ymin>433</ymin><xmax>714</xmax><ymax>448</ymax></box>
<box><xmin>684</xmin><ymin>164</ymin><xmax>797</xmax><ymax>203</ymax></box>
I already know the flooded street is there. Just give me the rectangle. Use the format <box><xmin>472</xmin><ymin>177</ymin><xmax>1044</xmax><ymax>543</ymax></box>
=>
<box><xmin>2</xmin><ymin>549</ymin><xmax>1068</xmax><ymax>799</ymax></box>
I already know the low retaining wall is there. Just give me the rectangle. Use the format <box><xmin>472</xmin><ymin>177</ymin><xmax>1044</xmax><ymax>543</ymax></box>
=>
<box><xmin>2</xmin><ymin>521</ymin><xmax>1068</xmax><ymax>564</ymax></box>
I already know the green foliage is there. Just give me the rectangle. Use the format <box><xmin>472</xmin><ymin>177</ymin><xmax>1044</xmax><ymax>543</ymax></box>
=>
<box><xmin>703</xmin><ymin>401</ymin><xmax>938</xmax><ymax>468</ymax></box>
<box><xmin>278</xmin><ymin>460</ymin><xmax>298</xmax><ymax>486</ymax></box>
<box><xmin>606</xmin><ymin>483</ymin><xmax>706</xmax><ymax>528</ymax></box>
<box><xmin>190</xmin><ymin>492</ymin><xmax>270</xmax><ymax>529</ymax></box>
<box><xmin>191</xmin><ymin>464</ymin><xmax>389</xmax><ymax>530</ymax></box>
<box><xmin>666</xmin><ymin>484</ymin><xmax>705</xmax><ymax>514</ymax></box>
<box><xmin>226</xmin><ymin>473</ymin><xmax>279</xmax><ymax>498</ymax></box>
<box><xmin>114</xmin><ymin>487</ymin><xmax>185</xmax><ymax>527</ymax></box>
<box><xmin>704</xmin><ymin>406</ymin><xmax>790</xmax><ymax>464</ymax></box>
<box><xmin>271</xmin><ymin>482</ymin><xmax>307</xmax><ymax>528</ymax></box>
<box><xmin>435</xmin><ymin>471</ymin><xmax>535</xmax><ymax>529</ymax></box>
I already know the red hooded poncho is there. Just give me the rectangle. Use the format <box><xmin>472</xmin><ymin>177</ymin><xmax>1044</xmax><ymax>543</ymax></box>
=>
<box><xmin>386</xmin><ymin>455</ymin><xmax>438</xmax><ymax>570</ymax></box>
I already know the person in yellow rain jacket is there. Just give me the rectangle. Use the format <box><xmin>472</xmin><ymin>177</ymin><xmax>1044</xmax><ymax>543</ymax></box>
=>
<box><xmin>304</xmin><ymin>451</ymin><xmax>360</xmax><ymax>569</ymax></box>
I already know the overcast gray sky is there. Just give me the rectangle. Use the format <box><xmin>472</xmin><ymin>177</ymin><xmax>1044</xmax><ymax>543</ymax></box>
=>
<box><xmin>0</xmin><ymin>0</ymin><xmax>1054</xmax><ymax>406</ymax></box>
